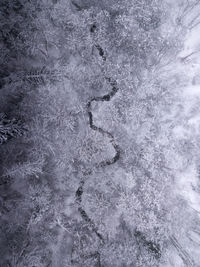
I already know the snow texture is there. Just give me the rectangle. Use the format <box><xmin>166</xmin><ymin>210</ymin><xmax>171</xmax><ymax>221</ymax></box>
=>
<box><xmin>1</xmin><ymin>0</ymin><xmax>200</xmax><ymax>266</ymax></box>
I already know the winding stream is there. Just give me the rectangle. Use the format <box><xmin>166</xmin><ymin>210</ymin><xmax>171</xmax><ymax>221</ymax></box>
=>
<box><xmin>74</xmin><ymin>24</ymin><xmax>121</xmax><ymax>263</ymax></box>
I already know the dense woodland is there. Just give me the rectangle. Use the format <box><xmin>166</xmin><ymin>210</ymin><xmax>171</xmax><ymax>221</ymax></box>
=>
<box><xmin>1</xmin><ymin>0</ymin><xmax>200</xmax><ymax>266</ymax></box>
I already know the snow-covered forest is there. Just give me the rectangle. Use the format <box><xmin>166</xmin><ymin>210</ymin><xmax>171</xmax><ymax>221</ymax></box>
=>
<box><xmin>1</xmin><ymin>0</ymin><xmax>200</xmax><ymax>266</ymax></box>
